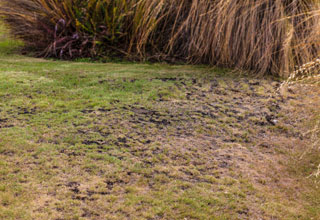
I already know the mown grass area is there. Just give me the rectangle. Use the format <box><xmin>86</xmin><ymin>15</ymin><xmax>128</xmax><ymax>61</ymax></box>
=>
<box><xmin>0</xmin><ymin>23</ymin><xmax>320</xmax><ymax>220</ymax></box>
<box><xmin>0</xmin><ymin>53</ymin><xmax>253</xmax><ymax>220</ymax></box>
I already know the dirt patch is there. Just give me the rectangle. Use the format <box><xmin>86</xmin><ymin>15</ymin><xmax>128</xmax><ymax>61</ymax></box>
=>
<box><xmin>47</xmin><ymin>76</ymin><xmax>305</xmax><ymax>218</ymax></box>
<box><xmin>0</xmin><ymin>118</ymin><xmax>14</xmax><ymax>128</ymax></box>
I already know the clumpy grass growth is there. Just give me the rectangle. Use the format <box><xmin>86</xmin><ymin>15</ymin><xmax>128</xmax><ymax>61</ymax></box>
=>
<box><xmin>0</xmin><ymin>0</ymin><xmax>320</xmax><ymax>76</ymax></box>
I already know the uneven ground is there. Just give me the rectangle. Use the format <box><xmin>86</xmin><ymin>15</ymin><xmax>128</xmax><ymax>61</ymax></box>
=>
<box><xmin>0</xmin><ymin>27</ymin><xmax>320</xmax><ymax>220</ymax></box>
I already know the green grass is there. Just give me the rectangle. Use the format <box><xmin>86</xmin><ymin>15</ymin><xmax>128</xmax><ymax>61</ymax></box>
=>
<box><xmin>0</xmin><ymin>23</ymin><xmax>320</xmax><ymax>220</ymax></box>
<box><xmin>0</xmin><ymin>57</ymin><xmax>248</xmax><ymax>220</ymax></box>
<box><xmin>0</xmin><ymin>55</ymin><xmax>245</xmax><ymax>220</ymax></box>
<box><xmin>0</xmin><ymin>23</ymin><xmax>22</xmax><ymax>55</ymax></box>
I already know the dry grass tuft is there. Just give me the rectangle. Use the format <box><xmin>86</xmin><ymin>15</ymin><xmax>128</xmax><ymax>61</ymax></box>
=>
<box><xmin>174</xmin><ymin>0</ymin><xmax>320</xmax><ymax>77</ymax></box>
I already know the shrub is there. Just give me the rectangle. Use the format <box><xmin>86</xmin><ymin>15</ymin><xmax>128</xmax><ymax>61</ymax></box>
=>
<box><xmin>0</xmin><ymin>0</ymin><xmax>172</xmax><ymax>59</ymax></box>
<box><xmin>0</xmin><ymin>0</ymin><xmax>319</xmax><ymax>76</ymax></box>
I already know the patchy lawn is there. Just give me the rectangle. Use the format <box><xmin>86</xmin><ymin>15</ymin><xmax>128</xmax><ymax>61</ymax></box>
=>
<box><xmin>0</xmin><ymin>27</ymin><xmax>319</xmax><ymax>220</ymax></box>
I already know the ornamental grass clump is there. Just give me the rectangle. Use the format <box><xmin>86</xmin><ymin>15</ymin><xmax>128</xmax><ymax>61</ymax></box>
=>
<box><xmin>168</xmin><ymin>0</ymin><xmax>320</xmax><ymax>76</ymax></box>
<box><xmin>0</xmin><ymin>0</ymin><xmax>173</xmax><ymax>59</ymax></box>
<box><xmin>0</xmin><ymin>0</ymin><xmax>320</xmax><ymax>77</ymax></box>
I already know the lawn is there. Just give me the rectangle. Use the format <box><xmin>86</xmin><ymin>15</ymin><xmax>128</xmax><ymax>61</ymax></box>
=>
<box><xmin>0</xmin><ymin>24</ymin><xmax>320</xmax><ymax>220</ymax></box>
